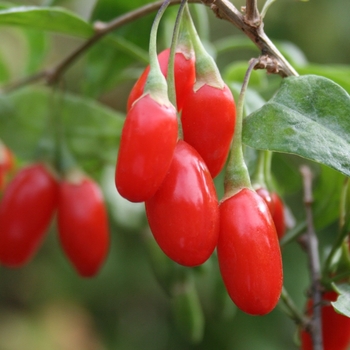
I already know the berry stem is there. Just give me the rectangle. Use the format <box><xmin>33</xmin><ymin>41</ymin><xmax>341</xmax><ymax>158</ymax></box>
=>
<box><xmin>144</xmin><ymin>0</ymin><xmax>172</xmax><ymax>105</ymax></box>
<box><xmin>224</xmin><ymin>58</ymin><xmax>259</xmax><ymax>197</ymax></box>
<box><xmin>279</xmin><ymin>286</ymin><xmax>308</xmax><ymax>327</ymax></box>
<box><xmin>167</xmin><ymin>0</ymin><xmax>188</xmax><ymax>110</ymax></box>
<box><xmin>48</xmin><ymin>87</ymin><xmax>77</xmax><ymax>174</ymax></box>
<box><xmin>149</xmin><ymin>0</ymin><xmax>171</xmax><ymax>72</ymax></box>
<box><xmin>252</xmin><ymin>150</ymin><xmax>268</xmax><ymax>188</ymax></box>
<box><xmin>182</xmin><ymin>4</ymin><xmax>223</xmax><ymax>90</ymax></box>
<box><xmin>263</xmin><ymin>150</ymin><xmax>273</xmax><ymax>189</ymax></box>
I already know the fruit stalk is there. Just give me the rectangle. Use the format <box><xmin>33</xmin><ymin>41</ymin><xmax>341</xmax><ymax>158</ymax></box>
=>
<box><xmin>224</xmin><ymin>58</ymin><xmax>259</xmax><ymax>196</ymax></box>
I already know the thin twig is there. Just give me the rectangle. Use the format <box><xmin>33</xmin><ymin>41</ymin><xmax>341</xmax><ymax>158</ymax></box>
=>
<box><xmin>0</xmin><ymin>0</ymin><xmax>298</xmax><ymax>93</ymax></box>
<box><xmin>0</xmin><ymin>0</ymin><xmax>201</xmax><ymax>93</ymax></box>
<box><xmin>244</xmin><ymin>0</ymin><xmax>260</xmax><ymax>26</ymax></box>
<box><xmin>300</xmin><ymin>165</ymin><xmax>323</xmax><ymax>350</ymax></box>
<box><xmin>201</xmin><ymin>0</ymin><xmax>298</xmax><ymax>77</ymax></box>
<box><xmin>279</xmin><ymin>286</ymin><xmax>308</xmax><ymax>327</ymax></box>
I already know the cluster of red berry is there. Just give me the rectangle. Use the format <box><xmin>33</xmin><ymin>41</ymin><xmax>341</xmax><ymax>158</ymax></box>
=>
<box><xmin>115</xmin><ymin>5</ymin><xmax>286</xmax><ymax>315</ymax></box>
<box><xmin>0</xmin><ymin>148</ymin><xmax>109</xmax><ymax>278</ymax></box>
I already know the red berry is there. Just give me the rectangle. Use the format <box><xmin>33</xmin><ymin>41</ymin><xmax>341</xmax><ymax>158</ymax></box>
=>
<box><xmin>256</xmin><ymin>187</ymin><xmax>275</xmax><ymax>214</ymax></box>
<box><xmin>300</xmin><ymin>291</ymin><xmax>350</xmax><ymax>350</ymax></box>
<box><xmin>57</xmin><ymin>173</ymin><xmax>109</xmax><ymax>277</ymax></box>
<box><xmin>271</xmin><ymin>192</ymin><xmax>286</xmax><ymax>239</ymax></box>
<box><xmin>127</xmin><ymin>48</ymin><xmax>195</xmax><ymax>111</ymax></box>
<box><xmin>145</xmin><ymin>140</ymin><xmax>219</xmax><ymax>267</ymax></box>
<box><xmin>0</xmin><ymin>163</ymin><xmax>58</xmax><ymax>267</ymax></box>
<box><xmin>256</xmin><ymin>188</ymin><xmax>286</xmax><ymax>240</ymax></box>
<box><xmin>127</xmin><ymin>65</ymin><xmax>150</xmax><ymax>111</ymax></box>
<box><xmin>217</xmin><ymin>188</ymin><xmax>283</xmax><ymax>315</ymax></box>
<box><xmin>181</xmin><ymin>83</ymin><xmax>236</xmax><ymax>178</ymax></box>
<box><xmin>116</xmin><ymin>94</ymin><xmax>178</xmax><ymax>202</ymax></box>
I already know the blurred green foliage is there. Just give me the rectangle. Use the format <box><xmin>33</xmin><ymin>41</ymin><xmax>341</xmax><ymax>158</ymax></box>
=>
<box><xmin>0</xmin><ymin>0</ymin><xmax>349</xmax><ymax>349</ymax></box>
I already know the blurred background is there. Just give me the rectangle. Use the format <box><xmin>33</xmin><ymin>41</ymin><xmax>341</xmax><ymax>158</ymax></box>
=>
<box><xmin>0</xmin><ymin>0</ymin><xmax>349</xmax><ymax>349</ymax></box>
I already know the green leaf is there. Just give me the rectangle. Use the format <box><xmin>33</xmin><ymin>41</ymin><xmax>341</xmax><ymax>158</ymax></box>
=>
<box><xmin>0</xmin><ymin>6</ymin><xmax>94</xmax><ymax>38</ymax></box>
<box><xmin>0</xmin><ymin>87</ymin><xmax>124</xmax><ymax>171</ymax></box>
<box><xmin>313</xmin><ymin>164</ymin><xmax>345</xmax><ymax>230</ymax></box>
<box><xmin>0</xmin><ymin>2</ymin><xmax>12</xmax><ymax>10</ymax></box>
<box><xmin>81</xmin><ymin>35</ymin><xmax>148</xmax><ymax>98</ymax></box>
<box><xmin>91</xmin><ymin>0</ymin><xmax>151</xmax><ymax>49</ymax></box>
<box><xmin>243</xmin><ymin>75</ymin><xmax>350</xmax><ymax>177</ymax></box>
<box><xmin>332</xmin><ymin>284</ymin><xmax>350</xmax><ymax>317</ymax></box>
<box><xmin>297</xmin><ymin>64</ymin><xmax>350</xmax><ymax>94</ymax></box>
<box><xmin>23</xmin><ymin>29</ymin><xmax>49</xmax><ymax>74</ymax></box>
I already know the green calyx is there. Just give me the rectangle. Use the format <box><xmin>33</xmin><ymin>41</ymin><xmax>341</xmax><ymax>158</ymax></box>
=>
<box><xmin>176</xmin><ymin>19</ymin><xmax>194</xmax><ymax>61</ymax></box>
<box><xmin>143</xmin><ymin>0</ymin><xmax>173</xmax><ymax>108</ymax></box>
<box><xmin>182</xmin><ymin>4</ymin><xmax>224</xmax><ymax>92</ymax></box>
<box><xmin>143</xmin><ymin>69</ymin><xmax>170</xmax><ymax>107</ymax></box>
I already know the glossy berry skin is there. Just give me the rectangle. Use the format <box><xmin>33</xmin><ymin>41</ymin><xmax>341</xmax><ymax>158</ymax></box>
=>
<box><xmin>57</xmin><ymin>175</ymin><xmax>109</xmax><ymax>277</ymax></box>
<box><xmin>127</xmin><ymin>48</ymin><xmax>196</xmax><ymax>111</ymax></box>
<box><xmin>127</xmin><ymin>64</ymin><xmax>150</xmax><ymax>111</ymax></box>
<box><xmin>116</xmin><ymin>94</ymin><xmax>178</xmax><ymax>202</ymax></box>
<box><xmin>271</xmin><ymin>192</ymin><xmax>286</xmax><ymax>239</ymax></box>
<box><xmin>181</xmin><ymin>84</ymin><xmax>236</xmax><ymax>178</ymax></box>
<box><xmin>256</xmin><ymin>187</ymin><xmax>274</xmax><ymax>214</ymax></box>
<box><xmin>300</xmin><ymin>291</ymin><xmax>350</xmax><ymax>350</ymax></box>
<box><xmin>0</xmin><ymin>163</ymin><xmax>58</xmax><ymax>267</ymax></box>
<box><xmin>217</xmin><ymin>188</ymin><xmax>283</xmax><ymax>315</ymax></box>
<box><xmin>145</xmin><ymin>140</ymin><xmax>219</xmax><ymax>267</ymax></box>
<box><xmin>256</xmin><ymin>188</ymin><xmax>286</xmax><ymax>240</ymax></box>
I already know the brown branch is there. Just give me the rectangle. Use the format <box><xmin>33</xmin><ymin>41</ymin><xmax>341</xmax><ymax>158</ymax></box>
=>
<box><xmin>0</xmin><ymin>0</ymin><xmax>201</xmax><ymax>93</ymax></box>
<box><xmin>300</xmin><ymin>165</ymin><xmax>323</xmax><ymax>350</ymax></box>
<box><xmin>201</xmin><ymin>0</ymin><xmax>298</xmax><ymax>77</ymax></box>
<box><xmin>1</xmin><ymin>0</ymin><xmax>298</xmax><ymax>93</ymax></box>
<box><xmin>244</xmin><ymin>0</ymin><xmax>260</xmax><ymax>27</ymax></box>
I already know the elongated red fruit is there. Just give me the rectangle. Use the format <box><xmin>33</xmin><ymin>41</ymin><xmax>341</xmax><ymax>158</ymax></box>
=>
<box><xmin>257</xmin><ymin>188</ymin><xmax>286</xmax><ymax>240</ymax></box>
<box><xmin>0</xmin><ymin>163</ymin><xmax>58</xmax><ymax>267</ymax></box>
<box><xmin>218</xmin><ymin>188</ymin><xmax>283</xmax><ymax>315</ymax></box>
<box><xmin>301</xmin><ymin>291</ymin><xmax>350</xmax><ymax>350</ymax></box>
<box><xmin>127</xmin><ymin>65</ymin><xmax>150</xmax><ymax>111</ymax></box>
<box><xmin>145</xmin><ymin>140</ymin><xmax>219</xmax><ymax>267</ymax></box>
<box><xmin>181</xmin><ymin>84</ymin><xmax>236</xmax><ymax>178</ymax></box>
<box><xmin>271</xmin><ymin>192</ymin><xmax>286</xmax><ymax>239</ymax></box>
<box><xmin>57</xmin><ymin>173</ymin><xmax>109</xmax><ymax>277</ymax></box>
<box><xmin>127</xmin><ymin>48</ymin><xmax>195</xmax><ymax>111</ymax></box>
<box><xmin>256</xmin><ymin>187</ymin><xmax>275</xmax><ymax>214</ymax></box>
<box><xmin>116</xmin><ymin>94</ymin><xmax>178</xmax><ymax>202</ymax></box>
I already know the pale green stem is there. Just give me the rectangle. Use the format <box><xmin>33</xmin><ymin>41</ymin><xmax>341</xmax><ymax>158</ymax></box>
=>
<box><xmin>144</xmin><ymin>0</ymin><xmax>171</xmax><ymax>98</ymax></box>
<box><xmin>224</xmin><ymin>58</ymin><xmax>259</xmax><ymax>196</ymax></box>
<box><xmin>260</xmin><ymin>0</ymin><xmax>277</xmax><ymax>20</ymax></box>
<box><xmin>168</xmin><ymin>0</ymin><xmax>188</xmax><ymax>109</ymax></box>
<box><xmin>182</xmin><ymin>4</ymin><xmax>223</xmax><ymax>89</ymax></box>
<box><xmin>279</xmin><ymin>286</ymin><xmax>308</xmax><ymax>327</ymax></box>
